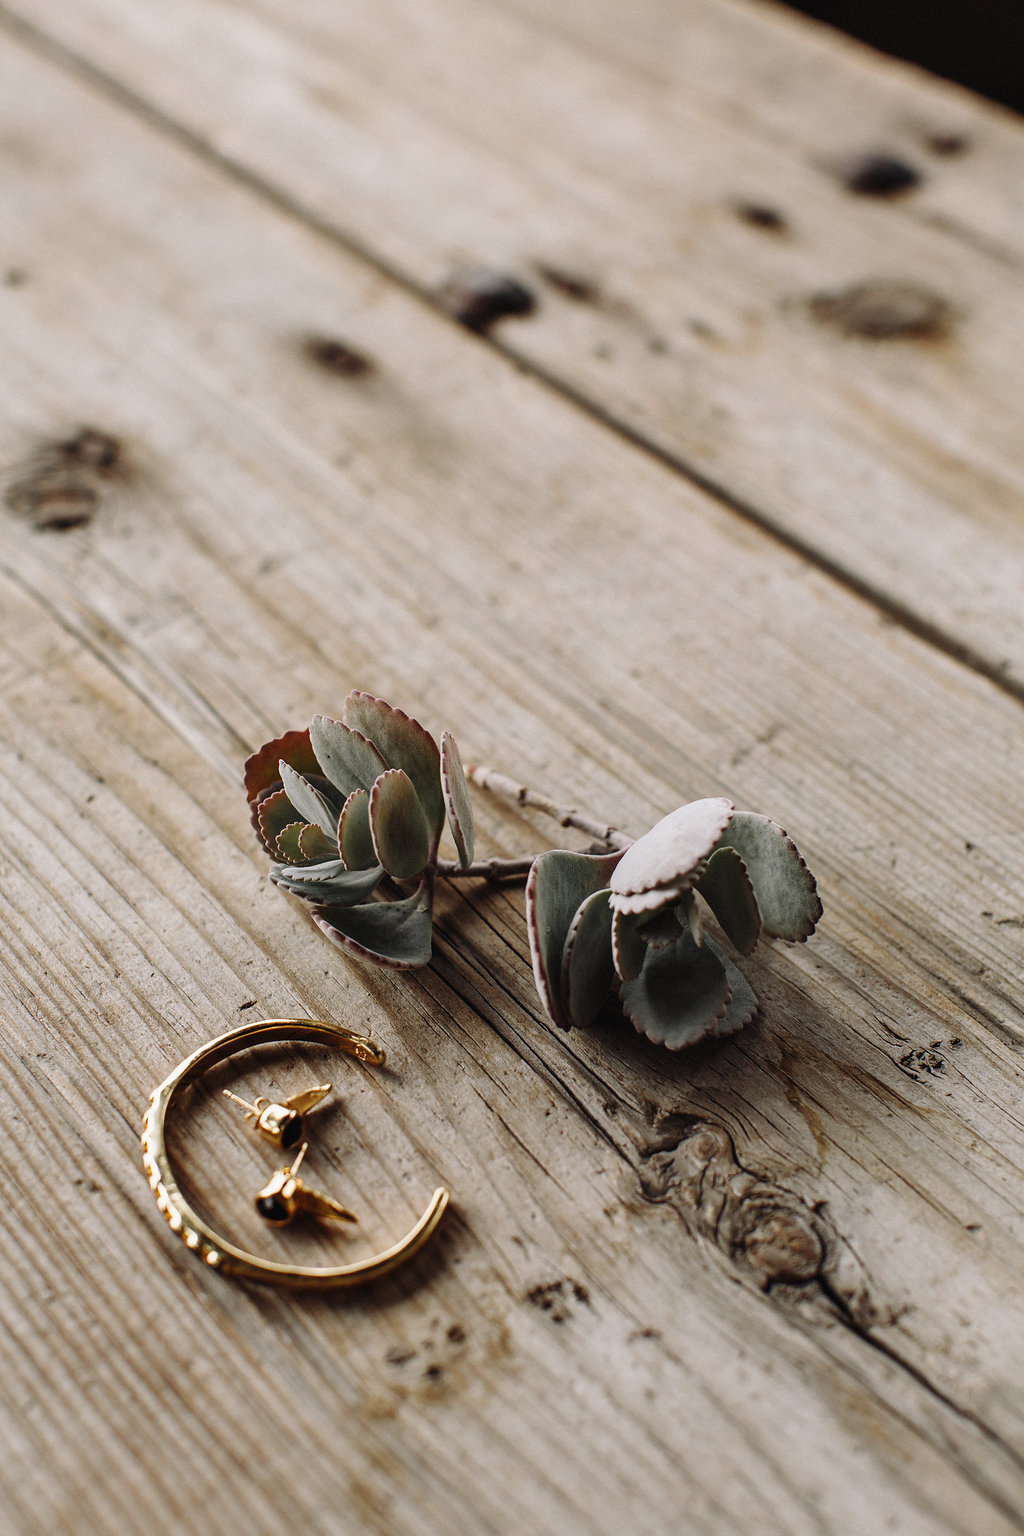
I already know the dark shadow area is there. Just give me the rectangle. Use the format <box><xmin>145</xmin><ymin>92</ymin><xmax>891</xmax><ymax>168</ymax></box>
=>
<box><xmin>784</xmin><ymin>0</ymin><xmax>1024</xmax><ymax>114</ymax></box>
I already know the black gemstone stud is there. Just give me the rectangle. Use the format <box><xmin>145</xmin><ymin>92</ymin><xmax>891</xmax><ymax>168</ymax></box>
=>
<box><xmin>280</xmin><ymin>1114</ymin><xmax>303</xmax><ymax>1150</ymax></box>
<box><xmin>256</xmin><ymin>1194</ymin><xmax>290</xmax><ymax>1225</ymax></box>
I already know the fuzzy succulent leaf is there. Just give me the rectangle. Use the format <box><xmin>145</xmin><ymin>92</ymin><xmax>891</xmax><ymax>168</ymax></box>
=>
<box><xmin>244</xmin><ymin>728</ymin><xmax>320</xmax><ymax>817</ymax></box>
<box><xmin>561</xmin><ymin>888</ymin><xmax>615</xmax><ymax>1029</ymax></box>
<box><xmin>344</xmin><ymin>692</ymin><xmax>445</xmax><ymax>838</ymax></box>
<box><xmin>703</xmin><ymin>937</ymin><xmax>759</xmax><ymax>1037</ymax></box>
<box><xmin>298</xmin><ymin>822</ymin><xmax>336</xmax><ymax>862</ymax></box>
<box><xmin>609</xmin><ymin>884</ymin><xmax>685</xmax><ymax>917</ymax></box>
<box><xmin>440</xmin><ymin>731</ymin><xmax>474</xmax><ymax>868</ymax></box>
<box><xmin>638</xmin><ymin>904</ymin><xmax>688</xmax><ymax>951</ymax></box>
<box><xmin>610</xmin><ymin>798</ymin><xmax>734</xmax><ymax>906</ymax></box>
<box><xmin>620</xmin><ymin>929</ymin><xmax>732</xmax><ymax>1050</ymax></box>
<box><xmin>279</xmin><ymin>761</ymin><xmax>339</xmax><ymax>838</ymax></box>
<box><xmin>257</xmin><ymin>788</ymin><xmax>305</xmax><ymax>858</ymax></box>
<box><xmin>526</xmin><ymin>849</ymin><xmax>623</xmax><ymax>1029</ymax></box>
<box><xmin>310</xmin><ymin>714</ymin><xmax>388</xmax><ymax>798</ymax></box>
<box><xmin>611</xmin><ymin>907</ymin><xmax>647</xmax><ymax>983</ymax></box>
<box><xmin>369</xmin><ymin>769</ymin><xmax>431</xmax><ymax>879</ymax></box>
<box><xmin>275</xmin><ymin>821</ymin><xmax>308</xmax><ymax>865</ymax></box>
<box><xmin>312</xmin><ymin>885</ymin><xmax>433</xmax><ymax>969</ymax></box>
<box><xmin>716</xmin><ymin>812</ymin><xmax>822</xmax><ymax>941</ymax></box>
<box><xmin>270</xmin><ymin>860</ymin><xmax>384</xmax><ymax>905</ymax></box>
<box><xmin>337</xmin><ymin>788</ymin><xmax>376</xmax><ymax>870</ymax></box>
<box><xmin>696</xmin><ymin>846</ymin><xmax>761</xmax><ymax>955</ymax></box>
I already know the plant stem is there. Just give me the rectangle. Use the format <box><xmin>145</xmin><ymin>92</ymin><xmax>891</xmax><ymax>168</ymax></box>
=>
<box><xmin>466</xmin><ymin>766</ymin><xmax>634</xmax><ymax>851</ymax></box>
<box><xmin>436</xmin><ymin>856</ymin><xmax>537</xmax><ymax>880</ymax></box>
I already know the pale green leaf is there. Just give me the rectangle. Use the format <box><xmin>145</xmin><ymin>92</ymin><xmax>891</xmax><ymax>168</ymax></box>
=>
<box><xmin>312</xmin><ymin>887</ymin><xmax>433</xmax><ymax>969</ymax></box>
<box><xmin>703</xmin><ymin>937</ymin><xmax>759</xmax><ymax>1037</ymax></box>
<box><xmin>369</xmin><ymin>769</ymin><xmax>431</xmax><ymax>879</ymax></box>
<box><xmin>716</xmin><ymin>812</ymin><xmax>821</xmax><ymax>941</ymax></box>
<box><xmin>696</xmin><ymin>846</ymin><xmax>761</xmax><ymax>955</ymax></box>
<box><xmin>620</xmin><ymin>931</ymin><xmax>732</xmax><ymax>1050</ymax></box>
<box><xmin>561</xmin><ymin>888</ymin><xmax>615</xmax><ymax>1028</ymax></box>
<box><xmin>279</xmin><ymin>760</ymin><xmax>339</xmax><ymax>837</ymax></box>
<box><xmin>610</xmin><ymin>798</ymin><xmax>733</xmax><ymax>898</ymax></box>
<box><xmin>257</xmin><ymin>788</ymin><xmax>304</xmax><ymax>857</ymax></box>
<box><xmin>275</xmin><ymin>822</ymin><xmax>308</xmax><ymax>865</ymax></box>
<box><xmin>338</xmin><ymin>788</ymin><xmax>376</xmax><ymax>870</ymax></box>
<box><xmin>270</xmin><ymin>861</ymin><xmax>383</xmax><ymax>905</ymax></box>
<box><xmin>526</xmin><ymin>849</ymin><xmax>623</xmax><ymax>1028</ymax></box>
<box><xmin>440</xmin><ymin>730</ymin><xmax>474</xmax><ymax>868</ymax></box>
<box><xmin>298</xmin><ymin>822</ymin><xmax>337</xmax><ymax>863</ymax></box>
<box><xmin>310</xmin><ymin>714</ymin><xmax>387</xmax><ymax>797</ymax></box>
<box><xmin>344</xmin><ymin>692</ymin><xmax>445</xmax><ymax>837</ymax></box>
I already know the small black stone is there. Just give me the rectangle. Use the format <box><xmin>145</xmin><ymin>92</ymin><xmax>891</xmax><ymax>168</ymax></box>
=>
<box><xmin>281</xmin><ymin>1115</ymin><xmax>303</xmax><ymax>1149</ymax></box>
<box><xmin>256</xmin><ymin>1194</ymin><xmax>290</xmax><ymax>1225</ymax></box>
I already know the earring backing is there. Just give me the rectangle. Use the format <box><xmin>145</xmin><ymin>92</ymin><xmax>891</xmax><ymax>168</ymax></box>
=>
<box><xmin>255</xmin><ymin>1142</ymin><xmax>357</xmax><ymax>1226</ymax></box>
<box><xmin>223</xmin><ymin>1083</ymin><xmax>332</xmax><ymax>1150</ymax></box>
<box><xmin>141</xmin><ymin>1017</ymin><xmax>449</xmax><ymax>1289</ymax></box>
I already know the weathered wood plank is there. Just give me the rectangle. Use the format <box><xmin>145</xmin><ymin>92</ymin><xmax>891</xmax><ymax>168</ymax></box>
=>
<box><xmin>2</xmin><ymin>27</ymin><xmax>1024</xmax><ymax>1536</ymax></box>
<box><xmin>4</xmin><ymin>0</ymin><xmax>1024</xmax><ymax>695</ymax></box>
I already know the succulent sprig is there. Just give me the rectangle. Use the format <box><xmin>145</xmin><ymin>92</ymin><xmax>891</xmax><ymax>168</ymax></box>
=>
<box><xmin>245</xmin><ymin>694</ymin><xmax>822</xmax><ymax>1050</ymax></box>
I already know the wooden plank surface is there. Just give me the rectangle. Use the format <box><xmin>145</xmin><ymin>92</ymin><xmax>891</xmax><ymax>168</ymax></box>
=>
<box><xmin>1</xmin><ymin>14</ymin><xmax>1024</xmax><ymax>1536</ymax></box>
<box><xmin>4</xmin><ymin>0</ymin><xmax>1024</xmax><ymax>697</ymax></box>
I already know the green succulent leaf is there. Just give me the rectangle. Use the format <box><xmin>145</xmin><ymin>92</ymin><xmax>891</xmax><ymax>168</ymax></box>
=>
<box><xmin>696</xmin><ymin>846</ymin><xmax>761</xmax><ymax>955</ymax></box>
<box><xmin>638</xmin><ymin>903</ymin><xmax>687</xmax><ymax>950</ymax></box>
<box><xmin>610</xmin><ymin>884</ymin><xmax>685</xmax><ymax>917</ymax></box>
<box><xmin>270</xmin><ymin>860</ymin><xmax>383</xmax><ymax>905</ymax></box>
<box><xmin>275</xmin><ymin>821</ymin><xmax>308</xmax><ymax>865</ymax></box>
<box><xmin>257</xmin><ymin>788</ymin><xmax>305</xmax><ymax>858</ymax></box>
<box><xmin>703</xmin><ymin>937</ymin><xmax>759</xmax><ymax>1037</ymax></box>
<box><xmin>369</xmin><ymin>769</ymin><xmax>431</xmax><ymax>879</ymax></box>
<box><xmin>716</xmin><ymin>812</ymin><xmax>822</xmax><ymax>941</ymax></box>
<box><xmin>345</xmin><ymin>692</ymin><xmax>445</xmax><ymax>838</ymax></box>
<box><xmin>610</xmin><ymin>798</ymin><xmax>734</xmax><ymax>903</ymax></box>
<box><xmin>526</xmin><ymin>849</ymin><xmax>623</xmax><ymax>1029</ymax></box>
<box><xmin>310</xmin><ymin>714</ymin><xmax>388</xmax><ymax>798</ymax></box>
<box><xmin>620</xmin><ymin>930</ymin><xmax>732</xmax><ymax>1050</ymax></box>
<box><xmin>279</xmin><ymin>761</ymin><xmax>339</xmax><ymax>838</ymax></box>
<box><xmin>312</xmin><ymin>885</ymin><xmax>434</xmax><ymax>969</ymax></box>
<box><xmin>298</xmin><ymin>822</ymin><xmax>337</xmax><ymax>863</ymax></box>
<box><xmin>561</xmin><ymin>888</ymin><xmax>615</xmax><ymax>1029</ymax></box>
<box><xmin>611</xmin><ymin>907</ymin><xmax>647</xmax><ymax>983</ymax></box>
<box><xmin>244</xmin><ymin>728</ymin><xmax>319</xmax><ymax>815</ymax></box>
<box><xmin>337</xmin><ymin>788</ymin><xmax>376</xmax><ymax>871</ymax></box>
<box><xmin>440</xmin><ymin>730</ymin><xmax>474</xmax><ymax>868</ymax></box>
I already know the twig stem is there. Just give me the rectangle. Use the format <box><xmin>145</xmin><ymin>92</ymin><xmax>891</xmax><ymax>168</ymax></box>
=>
<box><xmin>436</xmin><ymin>856</ymin><xmax>537</xmax><ymax>880</ymax></box>
<box><xmin>466</xmin><ymin>766</ymin><xmax>634</xmax><ymax>851</ymax></box>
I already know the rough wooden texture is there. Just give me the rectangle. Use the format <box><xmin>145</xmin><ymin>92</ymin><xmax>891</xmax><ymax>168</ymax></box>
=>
<box><xmin>1</xmin><ymin>8</ymin><xmax>1024</xmax><ymax>1536</ymax></box>
<box><xmin>5</xmin><ymin>0</ymin><xmax>1024</xmax><ymax>697</ymax></box>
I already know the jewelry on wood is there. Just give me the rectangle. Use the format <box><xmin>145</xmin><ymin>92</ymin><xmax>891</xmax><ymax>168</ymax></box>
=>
<box><xmin>254</xmin><ymin>1141</ymin><xmax>358</xmax><ymax>1226</ymax></box>
<box><xmin>223</xmin><ymin>1081</ymin><xmax>332</xmax><ymax>1150</ymax></box>
<box><xmin>141</xmin><ymin>1017</ymin><xmax>449</xmax><ymax>1288</ymax></box>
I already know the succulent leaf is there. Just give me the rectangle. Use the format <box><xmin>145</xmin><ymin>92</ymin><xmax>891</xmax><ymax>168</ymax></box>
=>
<box><xmin>298</xmin><ymin>822</ymin><xmax>336</xmax><ymax>863</ymax></box>
<box><xmin>275</xmin><ymin>821</ymin><xmax>308</xmax><ymax>865</ymax></box>
<box><xmin>716</xmin><ymin>812</ymin><xmax>822</xmax><ymax>941</ymax></box>
<box><xmin>620</xmin><ymin>930</ymin><xmax>732</xmax><ymax>1050</ymax></box>
<box><xmin>337</xmin><ymin>788</ymin><xmax>376</xmax><ymax>870</ymax></box>
<box><xmin>611</xmin><ymin>907</ymin><xmax>647</xmax><ymax>983</ymax></box>
<box><xmin>257</xmin><ymin>788</ymin><xmax>305</xmax><ymax>858</ymax></box>
<box><xmin>561</xmin><ymin>888</ymin><xmax>615</xmax><ymax>1029</ymax></box>
<box><xmin>279</xmin><ymin>761</ymin><xmax>339</xmax><ymax>838</ymax></box>
<box><xmin>637</xmin><ymin>904</ymin><xmax>687</xmax><ymax>951</ymax></box>
<box><xmin>440</xmin><ymin>731</ymin><xmax>475</xmax><ymax>868</ymax></box>
<box><xmin>244</xmin><ymin>728</ymin><xmax>320</xmax><ymax>815</ymax></box>
<box><xmin>369</xmin><ymin>769</ymin><xmax>431</xmax><ymax>880</ymax></box>
<box><xmin>609</xmin><ymin>884</ymin><xmax>684</xmax><ymax>918</ymax></box>
<box><xmin>696</xmin><ymin>846</ymin><xmax>761</xmax><ymax>955</ymax></box>
<box><xmin>312</xmin><ymin>885</ymin><xmax>434</xmax><ymax>969</ymax></box>
<box><xmin>344</xmin><ymin>692</ymin><xmax>445</xmax><ymax>838</ymax></box>
<box><xmin>703</xmin><ymin>937</ymin><xmax>759</xmax><ymax>1037</ymax></box>
<box><xmin>526</xmin><ymin>849</ymin><xmax>623</xmax><ymax>1029</ymax></box>
<box><xmin>310</xmin><ymin>714</ymin><xmax>388</xmax><ymax>798</ymax></box>
<box><xmin>270</xmin><ymin>861</ymin><xmax>383</xmax><ymax>905</ymax></box>
<box><xmin>610</xmin><ymin>797</ymin><xmax>734</xmax><ymax>899</ymax></box>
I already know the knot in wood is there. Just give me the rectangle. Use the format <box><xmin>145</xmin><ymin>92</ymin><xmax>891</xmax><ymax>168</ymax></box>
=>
<box><xmin>723</xmin><ymin>1199</ymin><xmax>824</xmax><ymax>1287</ymax></box>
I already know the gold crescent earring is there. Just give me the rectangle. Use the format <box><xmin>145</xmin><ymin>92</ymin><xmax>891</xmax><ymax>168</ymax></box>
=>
<box><xmin>141</xmin><ymin>1018</ymin><xmax>449</xmax><ymax>1289</ymax></box>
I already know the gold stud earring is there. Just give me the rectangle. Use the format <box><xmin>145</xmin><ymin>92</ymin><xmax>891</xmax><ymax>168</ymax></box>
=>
<box><xmin>254</xmin><ymin>1142</ymin><xmax>358</xmax><ymax>1227</ymax></box>
<box><xmin>223</xmin><ymin>1082</ymin><xmax>332</xmax><ymax>1151</ymax></box>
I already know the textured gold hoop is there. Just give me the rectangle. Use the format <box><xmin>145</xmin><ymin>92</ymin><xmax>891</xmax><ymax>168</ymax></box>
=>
<box><xmin>141</xmin><ymin>1018</ymin><xmax>449</xmax><ymax>1289</ymax></box>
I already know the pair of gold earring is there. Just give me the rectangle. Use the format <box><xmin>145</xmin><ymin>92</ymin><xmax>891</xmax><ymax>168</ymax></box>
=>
<box><xmin>223</xmin><ymin>1081</ymin><xmax>356</xmax><ymax>1227</ymax></box>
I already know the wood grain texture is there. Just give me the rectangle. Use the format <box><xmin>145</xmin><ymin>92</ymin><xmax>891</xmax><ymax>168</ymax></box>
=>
<box><xmin>1</xmin><ymin>19</ymin><xmax>1024</xmax><ymax>1536</ymax></box>
<box><xmin>4</xmin><ymin>0</ymin><xmax>1024</xmax><ymax>696</ymax></box>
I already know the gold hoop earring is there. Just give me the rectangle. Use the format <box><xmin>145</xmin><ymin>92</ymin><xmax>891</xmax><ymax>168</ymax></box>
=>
<box><xmin>141</xmin><ymin>1018</ymin><xmax>449</xmax><ymax>1289</ymax></box>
